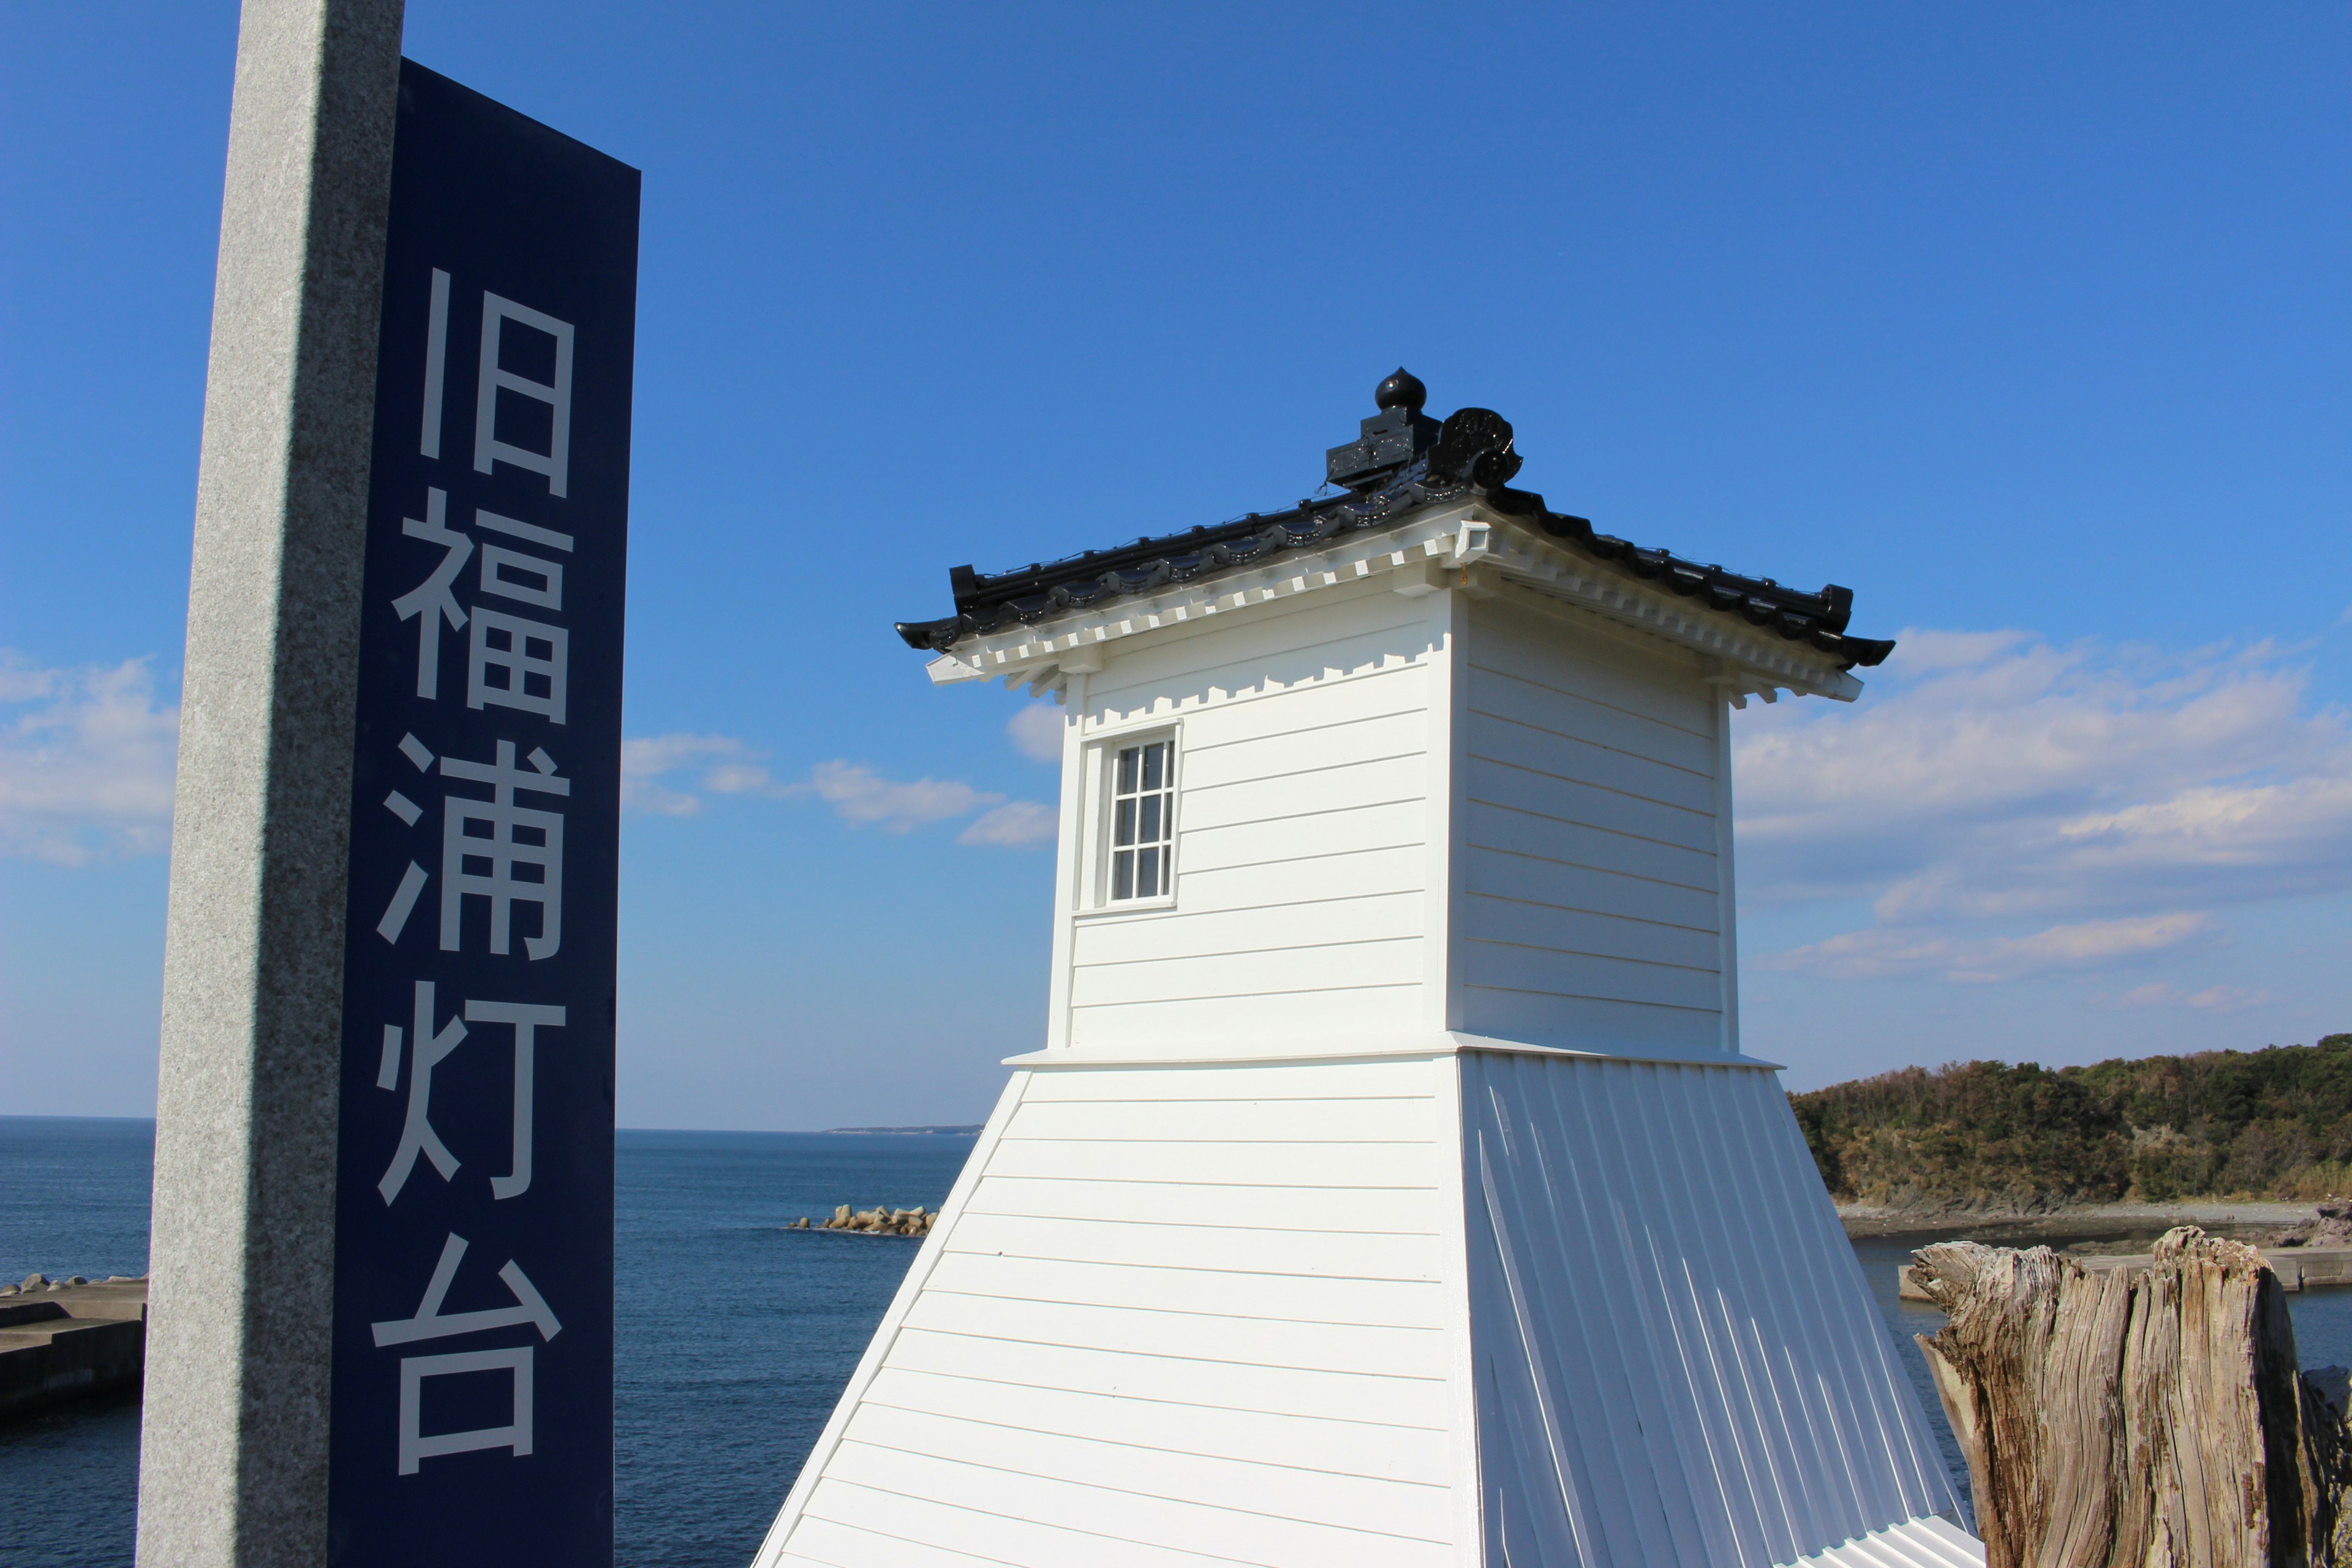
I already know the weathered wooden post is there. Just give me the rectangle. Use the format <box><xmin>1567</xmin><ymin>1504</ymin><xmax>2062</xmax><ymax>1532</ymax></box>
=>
<box><xmin>1913</xmin><ymin>1228</ymin><xmax>2352</xmax><ymax>1568</ymax></box>
<box><xmin>752</xmin><ymin>373</ymin><xmax>1980</xmax><ymax>1567</ymax></box>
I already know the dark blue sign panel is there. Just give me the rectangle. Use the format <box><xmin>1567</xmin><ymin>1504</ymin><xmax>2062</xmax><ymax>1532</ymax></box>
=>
<box><xmin>331</xmin><ymin>59</ymin><xmax>637</xmax><ymax>1566</ymax></box>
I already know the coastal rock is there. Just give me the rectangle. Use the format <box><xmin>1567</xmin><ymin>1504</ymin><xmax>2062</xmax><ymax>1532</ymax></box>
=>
<box><xmin>2279</xmin><ymin>1202</ymin><xmax>2352</xmax><ymax>1250</ymax></box>
<box><xmin>814</xmin><ymin>1204</ymin><xmax>936</xmax><ymax>1237</ymax></box>
<box><xmin>20</xmin><ymin>1275</ymin><xmax>43</xmax><ymax>1291</ymax></box>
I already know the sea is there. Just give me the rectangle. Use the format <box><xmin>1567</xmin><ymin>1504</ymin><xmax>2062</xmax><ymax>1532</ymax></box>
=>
<box><xmin>10</xmin><ymin>1114</ymin><xmax>2352</xmax><ymax>1567</ymax></box>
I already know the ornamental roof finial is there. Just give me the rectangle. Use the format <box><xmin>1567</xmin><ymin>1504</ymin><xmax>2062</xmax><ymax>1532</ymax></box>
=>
<box><xmin>1374</xmin><ymin>367</ymin><xmax>1427</xmax><ymax>413</ymax></box>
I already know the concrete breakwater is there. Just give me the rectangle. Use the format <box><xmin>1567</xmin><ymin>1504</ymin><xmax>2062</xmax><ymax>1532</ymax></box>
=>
<box><xmin>785</xmin><ymin>1205</ymin><xmax>935</xmax><ymax>1237</ymax></box>
<box><xmin>1899</xmin><ymin>1243</ymin><xmax>2352</xmax><ymax>1300</ymax></box>
<box><xmin>0</xmin><ymin>1274</ymin><xmax>148</xmax><ymax>1419</ymax></box>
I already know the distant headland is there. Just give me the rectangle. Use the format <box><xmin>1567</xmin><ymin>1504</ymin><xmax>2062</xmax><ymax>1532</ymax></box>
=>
<box><xmin>1797</xmin><ymin>1033</ymin><xmax>2352</xmax><ymax>1219</ymax></box>
<box><xmin>821</xmin><ymin>1125</ymin><xmax>982</xmax><ymax>1136</ymax></box>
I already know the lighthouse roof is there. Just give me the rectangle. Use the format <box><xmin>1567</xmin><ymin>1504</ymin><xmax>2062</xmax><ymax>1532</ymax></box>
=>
<box><xmin>893</xmin><ymin>370</ymin><xmax>1896</xmax><ymax>671</ymax></box>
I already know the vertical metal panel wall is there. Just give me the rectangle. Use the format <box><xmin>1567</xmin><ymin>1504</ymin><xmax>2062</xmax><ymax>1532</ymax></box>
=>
<box><xmin>1461</xmin><ymin>1050</ymin><xmax>1962</xmax><ymax>1568</ymax></box>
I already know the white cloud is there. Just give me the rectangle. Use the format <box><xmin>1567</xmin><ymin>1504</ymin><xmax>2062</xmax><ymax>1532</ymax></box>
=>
<box><xmin>807</xmin><ymin>761</ymin><xmax>1001</xmax><ymax>833</ymax></box>
<box><xmin>625</xmin><ymin>734</ymin><xmax>1058</xmax><ymax>848</ymax></box>
<box><xmin>1766</xmin><ymin>912</ymin><xmax>2216</xmax><ymax>984</ymax></box>
<box><xmin>959</xmin><ymin>800</ymin><xmax>1058</xmax><ymax>847</ymax></box>
<box><xmin>1008</xmin><ymin>703</ymin><xmax>1065</xmax><ymax>764</ymax></box>
<box><xmin>1737</xmin><ymin>630</ymin><xmax>2352</xmax><ymax>921</ymax></box>
<box><xmin>0</xmin><ymin>653</ymin><xmax>179</xmax><ymax>865</ymax></box>
<box><xmin>621</xmin><ymin>733</ymin><xmax>777</xmax><ymax>817</ymax></box>
<box><xmin>1740</xmin><ymin>627</ymin><xmax>2352</xmax><ymax>994</ymax></box>
<box><xmin>2106</xmin><ymin>982</ymin><xmax>2272</xmax><ymax>1013</ymax></box>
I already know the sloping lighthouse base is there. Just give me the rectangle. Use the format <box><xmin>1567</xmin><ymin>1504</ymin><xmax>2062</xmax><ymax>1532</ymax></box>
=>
<box><xmin>751</xmin><ymin>1042</ymin><xmax>1978</xmax><ymax>1568</ymax></box>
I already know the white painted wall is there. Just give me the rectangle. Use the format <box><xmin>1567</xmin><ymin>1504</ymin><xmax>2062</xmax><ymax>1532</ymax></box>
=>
<box><xmin>751</xmin><ymin>534</ymin><xmax>1975</xmax><ymax>1567</ymax></box>
<box><xmin>1040</xmin><ymin>575</ymin><xmax>1745</xmax><ymax>1061</ymax></box>
<box><xmin>1453</xmin><ymin>590</ymin><xmax>1732</xmax><ymax>1057</ymax></box>
<box><xmin>1459</xmin><ymin>1050</ymin><xmax>1962</xmax><ymax>1567</ymax></box>
<box><xmin>754</xmin><ymin>1046</ymin><xmax>1968</xmax><ymax>1568</ymax></box>
<box><xmin>756</xmin><ymin>1055</ymin><xmax>1465</xmax><ymax>1568</ymax></box>
<box><xmin>1055</xmin><ymin>578</ymin><xmax>1451</xmax><ymax>1052</ymax></box>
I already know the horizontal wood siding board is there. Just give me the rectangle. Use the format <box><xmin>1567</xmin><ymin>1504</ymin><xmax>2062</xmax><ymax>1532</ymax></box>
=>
<box><xmin>921</xmin><ymin>1252</ymin><xmax>1450</xmax><ymax>1330</ymax></box>
<box><xmin>1175</xmin><ymin>761</ymin><xmax>1424</xmax><ymax>834</ymax></box>
<box><xmin>1460</xmin><ymin>798</ymin><xmax>1717</xmax><ymax>892</ymax></box>
<box><xmin>900</xmin><ymin>1293</ymin><xmax>1449</xmax><ymax>1383</ymax></box>
<box><xmin>1463</xmin><ymin>755</ymin><xmax>1714</xmax><ymax>853</ymax></box>
<box><xmin>862</xmin><ymin>1367</ymin><xmax>1450</xmax><ymax>1485</ymax></box>
<box><xmin>1090</xmin><ymin>635</ymin><xmax>1428</xmax><ymax>737</ymax></box>
<box><xmin>942</xmin><ymin>1212</ymin><xmax>1444</xmax><ymax>1281</ymax></box>
<box><xmin>982</xmin><ymin>1137</ymin><xmax>1440</xmax><ymax>1188</ymax></box>
<box><xmin>1459</xmin><ymin>890</ymin><xmax>1723</xmax><ymax>968</ymax></box>
<box><xmin>1068</xmin><ymin>988</ymin><xmax>1421</xmax><ymax>1047</ymax></box>
<box><xmin>1177</xmin><ymin>799</ymin><xmax>1425</xmax><ymax>874</ymax></box>
<box><xmin>823</xmin><ymin>1438</ymin><xmax>1450</xmax><ymax>1567</ymax></box>
<box><xmin>1457</xmin><ymin>984</ymin><xmax>1724</xmax><ymax>1054</ymax></box>
<box><xmin>886</xmin><ymin>1325</ymin><xmax>1451</xmax><ymax>1430</ymax></box>
<box><xmin>1017</xmin><ymin>1059</ymin><xmax>1437</xmax><ymax>1101</ymax></box>
<box><xmin>1005</xmin><ymin>1096</ymin><xmax>1433</xmax><ymax>1144</ymax></box>
<box><xmin>1087</xmin><ymin>590</ymin><xmax>1434</xmax><ymax>715</ymax></box>
<box><xmin>1466</xmin><ymin>707</ymin><xmax>1715</xmax><ymax>814</ymax></box>
<box><xmin>780</xmin><ymin>1512</ymin><xmax>1010</xmax><ymax>1568</ymax></box>
<box><xmin>842</xmin><ymin>1402</ymin><xmax>1450</xmax><ymax>1542</ymax></box>
<box><xmin>1460</xmin><ymin>938</ymin><xmax>1721</xmax><ymax>1011</ymax></box>
<box><xmin>802</xmin><ymin>1472</ymin><xmax>1288</xmax><ymax>1568</ymax></box>
<box><xmin>965</xmin><ymin>1175</ymin><xmax>1447</xmax><ymax>1234</ymax></box>
<box><xmin>1124</xmin><ymin>667</ymin><xmax>1428</xmax><ymax>763</ymax></box>
<box><xmin>1464</xmin><ymin>663</ymin><xmax>1717</xmax><ymax>775</ymax></box>
<box><xmin>1166</xmin><ymin>845</ymin><xmax>1424</xmax><ymax>912</ymax></box>
<box><xmin>1461</xmin><ymin>844</ymin><xmax>1720</xmax><ymax>931</ymax></box>
<box><xmin>1468</xmin><ymin>596</ymin><xmax>1713</xmax><ymax>736</ymax></box>
<box><xmin>1084</xmin><ymin>568</ymin><xmax>1429</xmax><ymax>673</ymax></box>
<box><xmin>1179</xmin><ymin>707</ymin><xmax>1430</xmax><ymax>791</ymax></box>
<box><xmin>1072</xmin><ymin>891</ymin><xmax>1424</xmax><ymax>968</ymax></box>
<box><xmin>1069</xmin><ymin>938</ymin><xmax>1423</xmax><ymax>1008</ymax></box>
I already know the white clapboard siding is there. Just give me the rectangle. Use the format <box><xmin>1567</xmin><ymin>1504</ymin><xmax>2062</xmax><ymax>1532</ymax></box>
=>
<box><xmin>1070</xmin><ymin>891</ymin><xmax>1425</xmax><ymax>967</ymax></box>
<box><xmin>1461</xmin><ymin>986</ymin><xmax>1725</xmax><ymax>1058</ymax></box>
<box><xmin>1460</xmin><ymin>1050</ymin><xmax>1961</xmax><ymax>1568</ymax></box>
<box><xmin>1174</xmin><ymin>842</ymin><xmax>1426</xmax><ymax>914</ymax></box>
<box><xmin>1173</xmin><ymin>799</ymin><xmax>1426</xmax><ymax>878</ymax></box>
<box><xmin>1068</xmin><ymin>981</ymin><xmax>1424</xmax><ymax>1050</ymax></box>
<box><xmin>1455</xmin><ymin>596</ymin><xmax>1728</xmax><ymax>1052</ymax></box>
<box><xmin>1085</xmin><ymin>576</ymin><xmax>1437</xmax><ymax>722</ymax></box>
<box><xmin>1065</xmin><ymin>586</ymin><xmax>1442</xmax><ymax>1052</ymax></box>
<box><xmin>760</xmin><ymin>1057</ymin><xmax>1461</xmax><ymax>1568</ymax></box>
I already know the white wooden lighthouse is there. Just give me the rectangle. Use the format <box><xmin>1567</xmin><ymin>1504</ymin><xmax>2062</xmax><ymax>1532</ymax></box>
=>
<box><xmin>753</xmin><ymin>373</ymin><xmax>1980</xmax><ymax>1568</ymax></box>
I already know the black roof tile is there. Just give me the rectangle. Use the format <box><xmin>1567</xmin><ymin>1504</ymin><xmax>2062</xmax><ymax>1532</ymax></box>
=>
<box><xmin>895</xmin><ymin>374</ymin><xmax>1895</xmax><ymax>671</ymax></box>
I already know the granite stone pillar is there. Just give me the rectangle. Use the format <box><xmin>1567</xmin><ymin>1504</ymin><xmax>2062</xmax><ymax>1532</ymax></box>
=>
<box><xmin>138</xmin><ymin>2</ymin><xmax>404</xmax><ymax>1562</ymax></box>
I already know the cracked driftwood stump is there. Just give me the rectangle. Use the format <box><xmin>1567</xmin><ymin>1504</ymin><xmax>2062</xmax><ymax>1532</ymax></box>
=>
<box><xmin>1912</xmin><ymin>1227</ymin><xmax>2352</xmax><ymax>1568</ymax></box>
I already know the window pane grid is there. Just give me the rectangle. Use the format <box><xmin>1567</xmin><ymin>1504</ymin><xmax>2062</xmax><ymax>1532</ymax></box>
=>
<box><xmin>1108</xmin><ymin>739</ymin><xmax>1174</xmax><ymax>903</ymax></box>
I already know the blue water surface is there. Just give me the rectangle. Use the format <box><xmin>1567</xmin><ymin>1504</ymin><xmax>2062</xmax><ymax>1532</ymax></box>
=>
<box><xmin>0</xmin><ymin>1118</ymin><xmax>970</xmax><ymax>1568</ymax></box>
<box><xmin>11</xmin><ymin>1114</ymin><xmax>2352</xmax><ymax>1567</ymax></box>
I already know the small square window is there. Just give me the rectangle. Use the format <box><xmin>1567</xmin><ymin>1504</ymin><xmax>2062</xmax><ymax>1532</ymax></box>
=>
<box><xmin>1106</xmin><ymin>737</ymin><xmax>1175</xmax><ymax>903</ymax></box>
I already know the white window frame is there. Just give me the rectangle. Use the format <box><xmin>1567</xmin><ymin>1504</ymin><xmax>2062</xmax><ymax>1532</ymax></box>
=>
<box><xmin>1082</xmin><ymin>724</ymin><xmax>1180</xmax><ymax>914</ymax></box>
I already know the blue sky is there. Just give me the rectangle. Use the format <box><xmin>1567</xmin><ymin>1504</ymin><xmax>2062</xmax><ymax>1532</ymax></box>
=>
<box><xmin>5</xmin><ymin>3</ymin><xmax>2350</xmax><ymax>1128</ymax></box>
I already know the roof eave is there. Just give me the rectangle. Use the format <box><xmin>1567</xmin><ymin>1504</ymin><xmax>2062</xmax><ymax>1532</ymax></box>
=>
<box><xmin>921</xmin><ymin>500</ymin><xmax>1867</xmax><ymax>706</ymax></box>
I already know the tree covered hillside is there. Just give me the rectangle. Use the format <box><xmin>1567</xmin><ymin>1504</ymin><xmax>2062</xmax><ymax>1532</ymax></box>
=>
<box><xmin>1790</xmin><ymin>1035</ymin><xmax>2352</xmax><ymax>1210</ymax></box>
